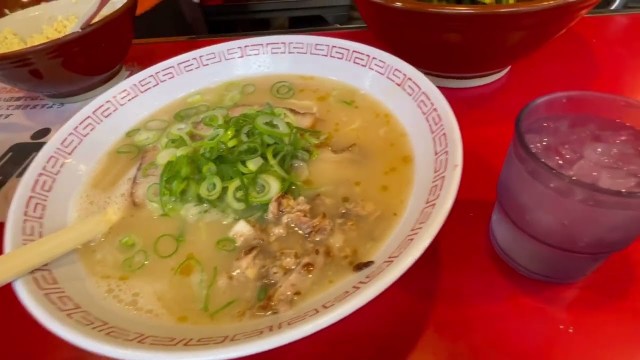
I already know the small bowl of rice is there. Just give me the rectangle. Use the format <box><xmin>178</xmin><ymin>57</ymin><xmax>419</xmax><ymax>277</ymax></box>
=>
<box><xmin>0</xmin><ymin>15</ymin><xmax>79</xmax><ymax>53</ymax></box>
<box><xmin>0</xmin><ymin>0</ymin><xmax>137</xmax><ymax>100</ymax></box>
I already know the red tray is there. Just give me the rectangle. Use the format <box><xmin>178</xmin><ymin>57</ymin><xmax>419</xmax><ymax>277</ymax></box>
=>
<box><xmin>2</xmin><ymin>13</ymin><xmax>640</xmax><ymax>359</ymax></box>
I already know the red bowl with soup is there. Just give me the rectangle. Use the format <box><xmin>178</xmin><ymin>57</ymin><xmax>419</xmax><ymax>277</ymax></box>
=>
<box><xmin>0</xmin><ymin>0</ymin><xmax>136</xmax><ymax>100</ymax></box>
<box><xmin>354</xmin><ymin>0</ymin><xmax>600</xmax><ymax>87</ymax></box>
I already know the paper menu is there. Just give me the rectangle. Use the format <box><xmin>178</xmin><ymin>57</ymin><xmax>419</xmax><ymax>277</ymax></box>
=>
<box><xmin>0</xmin><ymin>86</ymin><xmax>92</xmax><ymax>221</ymax></box>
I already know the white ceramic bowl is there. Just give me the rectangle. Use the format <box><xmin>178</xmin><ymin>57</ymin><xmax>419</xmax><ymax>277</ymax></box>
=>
<box><xmin>3</xmin><ymin>35</ymin><xmax>463</xmax><ymax>359</ymax></box>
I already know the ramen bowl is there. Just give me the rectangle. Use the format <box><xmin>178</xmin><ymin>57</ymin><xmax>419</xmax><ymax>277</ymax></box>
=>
<box><xmin>0</xmin><ymin>0</ymin><xmax>136</xmax><ymax>100</ymax></box>
<box><xmin>3</xmin><ymin>35</ymin><xmax>462</xmax><ymax>359</ymax></box>
<box><xmin>354</xmin><ymin>0</ymin><xmax>599</xmax><ymax>88</ymax></box>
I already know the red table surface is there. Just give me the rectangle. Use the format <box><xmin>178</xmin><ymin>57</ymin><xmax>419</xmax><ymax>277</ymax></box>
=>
<box><xmin>2</xmin><ymin>12</ymin><xmax>640</xmax><ymax>360</ymax></box>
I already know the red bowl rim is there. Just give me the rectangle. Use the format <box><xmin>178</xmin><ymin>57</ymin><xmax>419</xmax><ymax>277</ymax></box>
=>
<box><xmin>0</xmin><ymin>0</ymin><xmax>137</xmax><ymax>60</ymax></box>
<box><xmin>363</xmin><ymin>0</ymin><xmax>600</xmax><ymax>13</ymax></box>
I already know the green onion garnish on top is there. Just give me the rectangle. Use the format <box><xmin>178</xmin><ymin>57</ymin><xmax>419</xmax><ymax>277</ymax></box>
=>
<box><xmin>209</xmin><ymin>299</ymin><xmax>237</xmax><ymax>317</ymax></box>
<box><xmin>174</xmin><ymin>104</ymin><xmax>210</xmax><ymax>122</ymax></box>
<box><xmin>216</xmin><ymin>236</ymin><xmax>237</xmax><ymax>252</ymax></box>
<box><xmin>271</xmin><ymin>81</ymin><xmax>295</xmax><ymax>99</ymax></box>
<box><xmin>257</xmin><ymin>283</ymin><xmax>269</xmax><ymax>302</ymax></box>
<box><xmin>121</xmin><ymin>249</ymin><xmax>148</xmax><ymax>272</ymax></box>
<box><xmin>116</xmin><ymin>144</ymin><xmax>140</xmax><ymax>158</ymax></box>
<box><xmin>148</xmin><ymin>100</ymin><xmax>326</xmax><ymax>220</ymax></box>
<box><xmin>153</xmin><ymin>233</ymin><xmax>181</xmax><ymax>258</ymax></box>
<box><xmin>202</xmin><ymin>266</ymin><xmax>218</xmax><ymax>312</ymax></box>
<box><xmin>119</xmin><ymin>234</ymin><xmax>138</xmax><ymax>250</ymax></box>
<box><xmin>242</xmin><ymin>84</ymin><xmax>256</xmax><ymax>95</ymax></box>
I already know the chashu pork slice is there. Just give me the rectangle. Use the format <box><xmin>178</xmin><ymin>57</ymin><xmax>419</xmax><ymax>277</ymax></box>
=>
<box><xmin>130</xmin><ymin>147</ymin><xmax>160</xmax><ymax>207</ymax></box>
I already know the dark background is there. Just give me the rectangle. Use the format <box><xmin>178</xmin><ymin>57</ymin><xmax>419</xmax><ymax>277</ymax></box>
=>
<box><xmin>134</xmin><ymin>0</ymin><xmax>638</xmax><ymax>40</ymax></box>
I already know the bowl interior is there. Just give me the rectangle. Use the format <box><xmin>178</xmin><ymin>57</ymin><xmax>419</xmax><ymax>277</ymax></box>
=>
<box><xmin>4</xmin><ymin>35</ymin><xmax>463</xmax><ymax>359</ymax></box>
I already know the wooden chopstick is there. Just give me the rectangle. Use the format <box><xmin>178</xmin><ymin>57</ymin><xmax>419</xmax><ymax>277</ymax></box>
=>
<box><xmin>0</xmin><ymin>207</ymin><xmax>122</xmax><ymax>287</ymax></box>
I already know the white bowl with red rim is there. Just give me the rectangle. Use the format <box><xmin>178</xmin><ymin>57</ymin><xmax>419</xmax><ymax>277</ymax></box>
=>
<box><xmin>3</xmin><ymin>35</ymin><xmax>463</xmax><ymax>359</ymax></box>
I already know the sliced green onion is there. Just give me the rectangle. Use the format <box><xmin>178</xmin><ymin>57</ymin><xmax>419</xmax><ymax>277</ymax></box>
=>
<box><xmin>266</xmin><ymin>145</ymin><xmax>289</xmax><ymax>178</ymax></box>
<box><xmin>202</xmin><ymin>163</ymin><xmax>217</xmax><ymax>176</ymax></box>
<box><xmin>231</xmin><ymin>116</ymin><xmax>253</xmax><ymax>129</ymax></box>
<box><xmin>202</xmin><ymin>266</ymin><xmax>218</xmax><ymax>312</ymax></box>
<box><xmin>220</xmin><ymin>126</ymin><xmax>236</xmax><ymax>143</ymax></box>
<box><xmin>174</xmin><ymin>104</ymin><xmax>210</xmax><ymax>122</ymax></box>
<box><xmin>191</xmin><ymin>123</ymin><xmax>215</xmax><ymax>138</ymax></box>
<box><xmin>271</xmin><ymin>81</ymin><xmax>295</xmax><ymax>99</ymax></box>
<box><xmin>255</xmin><ymin>115</ymin><xmax>290</xmax><ymax>137</ymax></box>
<box><xmin>200</xmin><ymin>110</ymin><xmax>226</xmax><ymax>127</ymax></box>
<box><xmin>133</xmin><ymin>129</ymin><xmax>161</xmax><ymax>147</ymax></box>
<box><xmin>234</xmin><ymin>141</ymin><xmax>261</xmax><ymax>161</ymax></box>
<box><xmin>274</xmin><ymin>108</ymin><xmax>295</xmax><ymax>124</ymax></box>
<box><xmin>155</xmin><ymin>104</ymin><xmax>327</xmax><ymax>220</ymax></box>
<box><xmin>225</xmin><ymin>179</ymin><xmax>246</xmax><ymax>210</ymax></box>
<box><xmin>146</xmin><ymin>183</ymin><xmax>160</xmax><ymax>204</ymax></box>
<box><xmin>302</xmin><ymin>130</ymin><xmax>328</xmax><ymax>145</ymax></box>
<box><xmin>159</xmin><ymin>160</ymin><xmax>176</xmax><ymax>215</ymax></box>
<box><xmin>180</xmin><ymin>202</ymin><xmax>211</xmax><ymax>220</ymax></box>
<box><xmin>212</xmin><ymin>107</ymin><xmax>228</xmax><ymax>117</ymax></box>
<box><xmin>173</xmin><ymin>254</ymin><xmax>208</xmax><ymax>308</ymax></box>
<box><xmin>242</xmin><ymin>84</ymin><xmax>256</xmax><ymax>95</ymax></box>
<box><xmin>216</xmin><ymin>236</ymin><xmax>237</xmax><ymax>252</ymax></box>
<box><xmin>246</xmin><ymin>157</ymin><xmax>264</xmax><ymax>172</ymax></box>
<box><xmin>174</xmin><ymin>140</ymin><xmax>191</xmax><ymax>153</ymax></box>
<box><xmin>116</xmin><ymin>144</ymin><xmax>139</xmax><ymax>158</ymax></box>
<box><xmin>239</xmin><ymin>125</ymin><xmax>254</xmax><ymax>142</ymax></box>
<box><xmin>216</xmin><ymin>163</ymin><xmax>240</xmax><ymax>181</ymax></box>
<box><xmin>226</xmin><ymin>138</ymin><xmax>239</xmax><ymax>148</ymax></box>
<box><xmin>294</xmin><ymin>150</ymin><xmax>311</xmax><ymax>162</ymax></box>
<box><xmin>204</xmin><ymin>128</ymin><xmax>225</xmax><ymax>146</ymax></box>
<box><xmin>174</xmin><ymin>254</ymin><xmax>203</xmax><ymax>277</ymax></box>
<box><xmin>169</xmin><ymin>123</ymin><xmax>190</xmax><ymax>135</ymax></box>
<box><xmin>141</xmin><ymin>161</ymin><xmax>159</xmax><ymax>177</ymax></box>
<box><xmin>290</xmin><ymin>160</ymin><xmax>309</xmax><ymax>181</ymax></box>
<box><xmin>153</xmin><ymin>234</ymin><xmax>180</xmax><ymax>258</ymax></box>
<box><xmin>161</xmin><ymin>132</ymin><xmax>189</xmax><ymax>149</ymax></box>
<box><xmin>223</xmin><ymin>91</ymin><xmax>241</xmax><ymax>107</ymax></box>
<box><xmin>237</xmin><ymin>162</ymin><xmax>253</xmax><ymax>174</ymax></box>
<box><xmin>199</xmin><ymin>175</ymin><xmax>222</xmax><ymax>200</ymax></box>
<box><xmin>187</xmin><ymin>94</ymin><xmax>203</xmax><ymax>104</ymax></box>
<box><xmin>122</xmin><ymin>250</ymin><xmax>148</xmax><ymax>272</ymax></box>
<box><xmin>209</xmin><ymin>299</ymin><xmax>236</xmax><ymax>318</ymax></box>
<box><xmin>144</xmin><ymin>119</ymin><xmax>170</xmax><ymax>131</ymax></box>
<box><xmin>257</xmin><ymin>284</ymin><xmax>269</xmax><ymax>302</ymax></box>
<box><xmin>157</xmin><ymin>148</ymin><xmax>178</xmax><ymax>165</ymax></box>
<box><xmin>262</xmin><ymin>135</ymin><xmax>277</xmax><ymax>145</ymax></box>
<box><xmin>197</xmin><ymin>144</ymin><xmax>218</xmax><ymax>163</ymax></box>
<box><xmin>177</xmin><ymin>147</ymin><xmax>192</xmax><ymax>157</ymax></box>
<box><xmin>249</xmin><ymin>174</ymin><xmax>281</xmax><ymax>204</ymax></box>
<box><xmin>126</xmin><ymin>128</ymin><xmax>140</xmax><ymax>137</ymax></box>
<box><xmin>119</xmin><ymin>235</ymin><xmax>137</xmax><ymax>250</ymax></box>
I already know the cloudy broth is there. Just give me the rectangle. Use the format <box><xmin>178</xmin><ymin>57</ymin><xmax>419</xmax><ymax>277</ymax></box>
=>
<box><xmin>77</xmin><ymin>75</ymin><xmax>414</xmax><ymax>324</ymax></box>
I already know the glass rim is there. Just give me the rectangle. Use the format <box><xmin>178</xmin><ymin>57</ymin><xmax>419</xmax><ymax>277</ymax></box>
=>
<box><xmin>515</xmin><ymin>90</ymin><xmax>640</xmax><ymax>199</ymax></box>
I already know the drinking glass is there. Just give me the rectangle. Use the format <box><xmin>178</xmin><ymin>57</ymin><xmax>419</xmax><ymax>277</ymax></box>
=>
<box><xmin>490</xmin><ymin>91</ymin><xmax>640</xmax><ymax>283</ymax></box>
